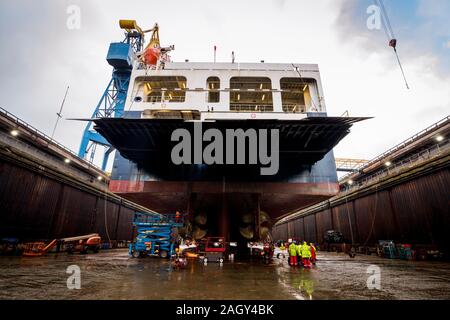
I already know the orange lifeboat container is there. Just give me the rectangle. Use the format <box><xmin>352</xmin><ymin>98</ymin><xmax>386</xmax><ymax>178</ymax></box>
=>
<box><xmin>143</xmin><ymin>47</ymin><xmax>161</xmax><ymax>65</ymax></box>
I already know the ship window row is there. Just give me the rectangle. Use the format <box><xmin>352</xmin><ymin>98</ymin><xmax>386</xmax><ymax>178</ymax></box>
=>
<box><xmin>207</xmin><ymin>77</ymin><xmax>220</xmax><ymax>103</ymax></box>
<box><xmin>229</xmin><ymin>77</ymin><xmax>273</xmax><ymax>111</ymax></box>
<box><xmin>142</xmin><ymin>76</ymin><xmax>187</xmax><ymax>103</ymax></box>
<box><xmin>137</xmin><ymin>76</ymin><xmax>317</xmax><ymax>112</ymax></box>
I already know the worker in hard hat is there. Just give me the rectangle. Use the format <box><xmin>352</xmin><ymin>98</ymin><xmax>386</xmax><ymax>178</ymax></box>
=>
<box><xmin>278</xmin><ymin>242</ymin><xmax>287</xmax><ymax>261</ymax></box>
<box><xmin>300</xmin><ymin>241</ymin><xmax>312</xmax><ymax>268</ymax></box>
<box><xmin>310</xmin><ymin>243</ymin><xmax>317</xmax><ymax>265</ymax></box>
<box><xmin>175</xmin><ymin>210</ymin><xmax>182</xmax><ymax>223</ymax></box>
<box><xmin>172</xmin><ymin>247</ymin><xmax>187</xmax><ymax>269</ymax></box>
<box><xmin>172</xmin><ymin>247</ymin><xmax>180</xmax><ymax>261</ymax></box>
<box><xmin>288</xmin><ymin>241</ymin><xmax>297</xmax><ymax>266</ymax></box>
<box><xmin>296</xmin><ymin>240</ymin><xmax>303</xmax><ymax>266</ymax></box>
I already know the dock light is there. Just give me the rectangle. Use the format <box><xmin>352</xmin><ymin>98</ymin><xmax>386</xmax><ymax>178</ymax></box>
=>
<box><xmin>436</xmin><ymin>135</ymin><xmax>444</xmax><ymax>142</ymax></box>
<box><xmin>385</xmin><ymin>161</ymin><xmax>392</xmax><ymax>167</ymax></box>
<box><xmin>262</xmin><ymin>94</ymin><xmax>266</xmax><ymax>101</ymax></box>
<box><xmin>168</xmin><ymin>93</ymin><xmax>173</xmax><ymax>100</ymax></box>
<box><xmin>97</xmin><ymin>176</ymin><xmax>103</xmax><ymax>181</ymax></box>
<box><xmin>10</xmin><ymin>129</ymin><xmax>19</xmax><ymax>136</ymax></box>
<box><xmin>260</xmin><ymin>83</ymin><xmax>263</xmax><ymax>90</ymax></box>
<box><xmin>348</xmin><ymin>180</ymin><xmax>354</xmax><ymax>185</ymax></box>
<box><xmin>64</xmin><ymin>158</ymin><xmax>71</xmax><ymax>164</ymax></box>
<box><xmin>303</xmin><ymin>84</ymin><xmax>308</xmax><ymax>91</ymax></box>
<box><xmin>237</xmin><ymin>93</ymin><xmax>240</xmax><ymax>101</ymax></box>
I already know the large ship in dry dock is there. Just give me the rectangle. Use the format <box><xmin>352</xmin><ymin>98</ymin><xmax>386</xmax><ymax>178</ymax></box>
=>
<box><xmin>87</xmin><ymin>21</ymin><xmax>368</xmax><ymax>242</ymax></box>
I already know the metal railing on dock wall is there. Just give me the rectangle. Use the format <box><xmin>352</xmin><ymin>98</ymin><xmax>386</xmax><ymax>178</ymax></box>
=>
<box><xmin>0</xmin><ymin>106</ymin><xmax>103</xmax><ymax>173</ymax></box>
<box><xmin>341</xmin><ymin>139</ymin><xmax>450</xmax><ymax>194</ymax></box>
<box><xmin>340</xmin><ymin>115</ymin><xmax>450</xmax><ymax>182</ymax></box>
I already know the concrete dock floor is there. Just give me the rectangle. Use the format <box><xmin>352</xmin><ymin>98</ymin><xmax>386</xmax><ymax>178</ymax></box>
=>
<box><xmin>0</xmin><ymin>249</ymin><xmax>449</xmax><ymax>300</ymax></box>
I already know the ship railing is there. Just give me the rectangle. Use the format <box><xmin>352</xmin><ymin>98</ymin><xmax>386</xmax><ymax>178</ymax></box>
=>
<box><xmin>229</xmin><ymin>104</ymin><xmax>274</xmax><ymax>112</ymax></box>
<box><xmin>145</xmin><ymin>96</ymin><xmax>185</xmax><ymax>103</ymax></box>
<box><xmin>0</xmin><ymin>107</ymin><xmax>104</xmax><ymax>173</ymax></box>
<box><xmin>146</xmin><ymin>96</ymin><xmax>163</xmax><ymax>103</ymax></box>
<box><xmin>282</xmin><ymin>104</ymin><xmax>308</xmax><ymax>113</ymax></box>
<box><xmin>340</xmin><ymin>139</ymin><xmax>450</xmax><ymax>194</ymax></box>
<box><xmin>164</xmin><ymin>96</ymin><xmax>185</xmax><ymax>103</ymax></box>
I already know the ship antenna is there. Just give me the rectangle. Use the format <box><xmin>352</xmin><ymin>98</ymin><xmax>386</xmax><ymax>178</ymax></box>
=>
<box><xmin>375</xmin><ymin>0</ymin><xmax>410</xmax><ymax>89</ymax></box>
<box><xmin>51</xmin><ymin>85</ymin><xmax>69</xmax><ymax>139</ymax></box>
<box><xmin>292</xmin><ymin>63</ymin><xmax>302</xmax><ymax>78</ymax></box>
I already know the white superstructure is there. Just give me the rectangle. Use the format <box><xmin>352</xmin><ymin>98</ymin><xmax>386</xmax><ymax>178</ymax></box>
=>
<box><xmin>125</xmin><ymin>62</ymin><xmax>327</xmax><ymax>121</ymax></box>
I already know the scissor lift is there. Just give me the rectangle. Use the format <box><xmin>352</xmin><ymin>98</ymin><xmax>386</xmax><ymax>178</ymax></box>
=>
<box><xmin>129</xmin><ymin>212</ymin><xmax>184</xmax><ymax>259</ymax></box>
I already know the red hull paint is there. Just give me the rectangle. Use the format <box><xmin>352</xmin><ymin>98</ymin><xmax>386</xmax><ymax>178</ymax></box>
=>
<box><xmin>109</xmin><ymin>180</ymin><xmax>339</xmax><ymax>221</ymax></box>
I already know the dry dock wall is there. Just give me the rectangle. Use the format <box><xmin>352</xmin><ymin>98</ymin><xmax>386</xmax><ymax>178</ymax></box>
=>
<box><xmin>0</xmin><ymin>108</ymin><xmax>157</xmax><ymax>243</ymax></box>
<box><xmin>272</xmin><ymin>155</ymin><xmax>450</xmax><ymax>250</ymax></box>
<box><xmin>0</xmin><ymin>160</ymin><xmax>138</xmax><ymax>242</ymax></box>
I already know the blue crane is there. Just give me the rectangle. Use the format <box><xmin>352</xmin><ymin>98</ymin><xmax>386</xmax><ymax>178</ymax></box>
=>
<box><xmin>78</xmin><ymin>20</ymin><xmax>159</xmax><ymax>170</ymax></box>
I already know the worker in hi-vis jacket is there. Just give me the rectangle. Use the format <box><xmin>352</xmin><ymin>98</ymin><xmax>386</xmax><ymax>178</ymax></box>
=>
<box><xmin>288</xmin><ymin>241</ymin><xmax>297</xmax><ymax>266</ymax></box>
<box><xmin>310</xmin><ymin>243</ymin><xmax>317</xmax><ymax>264</ymax></box>
<box><xmin>296</xmin><ymin>241</ymin><xmax>302</xmax><ymax>266</ymax></box>
<box><xmin>300</xmin><ymin>241</ymin><xmax>312</xmax><ymax>268</ymax></box>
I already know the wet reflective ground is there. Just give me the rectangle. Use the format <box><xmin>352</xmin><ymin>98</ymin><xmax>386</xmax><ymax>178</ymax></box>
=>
<box><xmin>0</xmin><ymin>249</ymin><xmax>449</xmax><ymax>300</ymax></box>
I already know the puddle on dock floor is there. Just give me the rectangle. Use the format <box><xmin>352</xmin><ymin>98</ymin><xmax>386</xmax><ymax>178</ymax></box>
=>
<box><xmin>0</xmin><ymin>250</ymin><xmax>449</xmax><ymax>300</ymax></box>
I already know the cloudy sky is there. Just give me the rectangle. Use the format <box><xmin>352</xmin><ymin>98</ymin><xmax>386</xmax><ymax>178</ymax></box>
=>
<box><xmin>0</xmin><ymin>0</ymin><xmax>448</xmax><ymax>169</ymax></box>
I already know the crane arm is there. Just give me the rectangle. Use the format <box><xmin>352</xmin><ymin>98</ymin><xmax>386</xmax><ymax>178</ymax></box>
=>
<box><xmin>119</xmin><ymin>20</ymin><xmax>160</xmax><ymax>49</ymax></box>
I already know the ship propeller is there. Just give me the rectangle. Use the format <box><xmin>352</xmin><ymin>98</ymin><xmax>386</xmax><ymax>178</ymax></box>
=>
<box><xmin>239</xmin><ymin>211</ymin><xmax>272</xmax><ymax>240</ymax></box>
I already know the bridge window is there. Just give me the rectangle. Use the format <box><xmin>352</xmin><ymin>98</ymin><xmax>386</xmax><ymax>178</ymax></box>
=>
<box><xmin>139</xmin><ymin>76</ymin><xmax>187</xmax><ymax>103</ymax></box>
<box><xmin>280</xmin><ymin>78</ymin><xmax>316</xmax><ymax>112</ymax></box>
<box><xmin>207</xmin><ymin>77</ymin><xmax>220</xmax><ymax>103</ymax></box>
<box><xmin>229</xmin><ymin>77</ymin><xmax>273</xmax><ymax>112</ymax></box>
